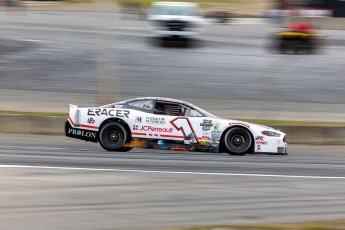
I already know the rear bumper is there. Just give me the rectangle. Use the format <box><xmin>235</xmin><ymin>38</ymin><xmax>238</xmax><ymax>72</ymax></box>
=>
<box><xmin>65</xmin><ymin>121</ymin><xmax>98</xmax><ymax>143</ymax></box>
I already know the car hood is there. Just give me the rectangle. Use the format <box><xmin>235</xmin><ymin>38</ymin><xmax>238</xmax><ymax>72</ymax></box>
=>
<box><xmin>220</xmin><ymin>118</ymin><xmax>284</xmax><ymax>134</ymax></box>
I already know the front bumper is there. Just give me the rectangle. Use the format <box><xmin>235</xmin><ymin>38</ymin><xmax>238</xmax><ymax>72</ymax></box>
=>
<box><xmin>277</xmin><ymin>146</ymin><xmax>288</xmax><ymax>154</ymax></box>
<box><xmin>255</xmin><ymin>134</ymin><xmax>288</xmax><ymax>154</ymax></box>
<box><xmin>150</xmin><ymin>29</ymin><xmax>202</xmax><ymax>39</ymax></box>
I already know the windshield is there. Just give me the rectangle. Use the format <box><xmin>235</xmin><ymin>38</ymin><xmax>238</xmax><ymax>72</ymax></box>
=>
<box><xmin>152</xmin><ymin>5</ymin><xmax>199</xmax><ymax>16</ymax></box>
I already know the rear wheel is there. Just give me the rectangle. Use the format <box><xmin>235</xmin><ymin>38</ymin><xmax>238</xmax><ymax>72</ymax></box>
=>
<box><xmin>223</xmin><ymin>127</ymin><xmax>252</xmax><ymax>155</ymax></box>
<box><xmin>99</xmin><ymin>122</ymin><xmax>132</xmax><ymax>152</ymax></box>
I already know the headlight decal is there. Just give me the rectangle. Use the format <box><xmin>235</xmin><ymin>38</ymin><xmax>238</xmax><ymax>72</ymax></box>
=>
<box><xmin>261</xmin><ymin>131</ymin><xmax>281</xmax><ymax>137</ymax></box>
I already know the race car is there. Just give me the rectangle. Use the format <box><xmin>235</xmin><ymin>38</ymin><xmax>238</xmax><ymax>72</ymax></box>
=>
<box><xmin>65</xmin><ymin>97</ymin><xmax>287</xmax><ymax>155</ymax></box>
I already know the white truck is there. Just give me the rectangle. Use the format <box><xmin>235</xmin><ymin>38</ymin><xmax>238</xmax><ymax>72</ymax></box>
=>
<box><xmin>147</xmin><ymin>2</ymin><xmax>204</xmax><ymax>42</ymax></box>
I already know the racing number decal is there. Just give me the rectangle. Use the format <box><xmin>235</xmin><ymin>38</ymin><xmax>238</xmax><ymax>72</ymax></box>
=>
<box><xmin>171</xmin><ymin>117</ymin><xmax>198</xmax><ymax>143</ymax></box>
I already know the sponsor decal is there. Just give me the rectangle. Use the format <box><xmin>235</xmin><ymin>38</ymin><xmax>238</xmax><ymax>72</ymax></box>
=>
<box><xmin>255</xmin><ymin>136</ymin><xmax>264</xmax><ymax>141</ymax></box>
<box><xmin>87</xmin><ymin>109</ymin><xmax>130</xmax><ymax>118</ymax></box>
<box><xmin>212</xmin><ymin>138</ymin><xmax>220</xmax><ymax>143</ymax></box>
<box><xmin>140</xmin><ymin>126</ymin><xmax>173</xmax><ymax>133</ymax></box>
<box><xmin>229</xmin><ymin>122</ymin><xmax>250</xmax><ymax>128</ymax></box>
<box><xmin>75</xmin><ymin>110</ymin><xmax>81</xmax><ymax>126</ymax></box>
<box><xmin>87</xmin><ymin>118</ymin><xmax>95</xmax><ymax>124</ymax></box>
<box><xmin>133</xmin><ymin>125</ymin><xmax>139</xmax><ymax>131</ymax></box>
<box><xmin>146</xmin><ymin>117</ymin><xmax>166</xmax><ymax>125</ymax></box>
<box><xmin>213</xmin><ymin>122</ymin><xmax>220</xmax><ymax>132</ymax></box>
<box><xmin>68</xmin><ymin>128</ymin><xmax>96</xmax><ymax>139</ymax></box>
<box><xmin>256</xmin><ymin>145</ymin><xmax>261</xmax><ymax>151</ymax></box>
<box><xmin>211</xmin><ymin>132</ymin><xmax>220</xmax><ymax>139</ymax></box>
<box><xmin>256</xmin><ymin>141</ymin><xmax>268</xmax><ymax>145</ymax></box>
<box><xmin>200</xmin><ymin>119</ymin><xmax>213</xmax><ymax>131</ymax></box>
<box><xmin>210</xmin><ymin>122</ymin><xmax>221</xmax><ymax>146</ymax></box>
<box><xmin>199</xmin><ymin>136</ymin><xmax>211</xmax><ymax>146</ymax></box>
<box><xmin>200</xmin><ymin>140</ymin><xmax>207</xmax><ymax>146</ymax></box>
<box><xmin>135</xmin><ymin>116</ymin><xmax>142</xmax><ymax>123</ymax></box>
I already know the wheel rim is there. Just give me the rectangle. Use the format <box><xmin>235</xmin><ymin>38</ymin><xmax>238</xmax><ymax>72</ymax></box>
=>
<box><xmin>230</xmin><ymin>133</ymin><xmax>245</xmax><ymax>148</ymax></box>
<box><xmin>225</xmin><ymin>129</ymin><xmax>252</xmax><ymax>154</ymax></box>
<box><xmin>106</xmin><ymin>130</ymin><xmax>122</xmax><ymax>145</ymax></box>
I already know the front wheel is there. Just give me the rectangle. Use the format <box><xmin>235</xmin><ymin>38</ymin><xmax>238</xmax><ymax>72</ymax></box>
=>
<box><xmin>99</xmin><ymin>122</ymin><xmax>132</xmax><ymax>152</ymax></box>
<box><xmin>223</xmin><ymin>127</ymin><xmax>253</xmax><ymax>155</ymax></box>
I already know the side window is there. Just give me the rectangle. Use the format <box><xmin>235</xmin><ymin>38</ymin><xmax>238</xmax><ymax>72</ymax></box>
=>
<box><xmin>185</xmin><ymin>108</ymin><xmax>203</xmax><ymax>117</ymax></box>
<box><xmin>154</xmin><ymin>102</ymin><xmax>184</xmax><ymax>116</ymax></box>
<box><xmin>127</xmin><ymin>100</ymin><xmax>154</xmax><ymax>112</ymax></box>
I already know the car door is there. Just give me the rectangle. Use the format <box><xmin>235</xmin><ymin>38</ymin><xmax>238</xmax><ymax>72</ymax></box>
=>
<box><xmin>173</xmin><ymin>106</ymin><xmax>214</xmax><ymax>145</ymax></box>
<box><xmin>133</xmin><ymin>100</ymin><xmax>184</xmax><ymax>140</ymax></box>
<box><xmin>128</xmin><ymin>99</ymin><xmax>178</xmax><ymax>140</ymax></box>
<box><xmin>151</xmin><ymin>100</ymin><xmax>210</xmax><ymax>145</ymax></box>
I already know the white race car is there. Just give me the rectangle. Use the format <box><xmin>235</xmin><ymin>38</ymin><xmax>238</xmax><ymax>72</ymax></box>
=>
<box><xmin>65</xmin><ymin>97</ymin><xmax>287</xmax><ymax>155</ymax></box>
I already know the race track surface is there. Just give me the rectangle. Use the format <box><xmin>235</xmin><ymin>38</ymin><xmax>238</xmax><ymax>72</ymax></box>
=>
<box><xmin>1</xmin><ymin>134</ymin><xmax>345</xmax><ymax>230</ymax></box>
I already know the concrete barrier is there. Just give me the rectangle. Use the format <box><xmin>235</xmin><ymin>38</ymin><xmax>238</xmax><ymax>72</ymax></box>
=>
<box><xmin>274</xmin><ymin>125</ymin><xmax>345</xmax><ymax>145</ymax></box>
<box><xmin>1</xmin><ymin>114</ymin><xmax>345</xmax><ymax>145</ymax></box>
<box><xmin>0</xmin><ymin>114</ymin><xmax>65</xmax><ymax>135</ymax></box>
<box><xmin>284</xmin><ymin>16</ymin><xmax>345</xmax><ymax>30</ymax></box>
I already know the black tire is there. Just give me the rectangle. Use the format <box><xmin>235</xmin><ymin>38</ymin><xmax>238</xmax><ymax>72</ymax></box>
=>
<box><xmin>99</xmin><ymin>122</ymin><xmax>132</xmax><ymax>152</ymax></box>
<box><xmin>223</xmin><ymin>127</ymin><xmax>253</xmax><ymax>155</ymax></box>
<box><xmin>279</xmin><ymin>39</ymin><xmax>288</xmax><ymax>54</ymax></box>
<box><xmin>270</xmin><ymin>35</ymin><xmax>281</xmax><ymax>53</ymax></box>
<box><xmin>306</xmin><ymin>39</ymin><xmax>315</xmax><ymax>54</ymax></box>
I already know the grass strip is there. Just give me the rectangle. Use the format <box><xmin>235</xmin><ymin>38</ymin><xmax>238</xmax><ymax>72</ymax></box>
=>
<box><xmin>240</xmin><ymin>119</ymin><xmax>345</xmax><ymax>127</ymax></box>
<box><xmin>0</xmin><ymin>111</ymin><xmax>67</xmax><ymax>117</ymax></box>
<box><xmin>163</xmin><ymin>219</ymin><xmax>345</xmax><ymax>230</ymax></box>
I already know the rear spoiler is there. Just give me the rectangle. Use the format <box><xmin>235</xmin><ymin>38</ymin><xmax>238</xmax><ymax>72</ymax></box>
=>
<box><xmin>69</xmin><ymin>104</ymin><xmax>78</xmax><ymax>112</ymax></box>
<box><xmin>68</xmin><ymin>104</ymin><xmax>80</xmax><ymax>126</ymax></box>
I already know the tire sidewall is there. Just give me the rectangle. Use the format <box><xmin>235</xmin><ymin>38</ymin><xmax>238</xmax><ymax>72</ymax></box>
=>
<box><xmin>99</xmin><ymin>122</ymin><xmax>128</xmax><ymax>151</ymax></box>
<box><xmin>223</xmin><ymin>127</ymin><xmax>252</xmax><ymax>155</ymax></box>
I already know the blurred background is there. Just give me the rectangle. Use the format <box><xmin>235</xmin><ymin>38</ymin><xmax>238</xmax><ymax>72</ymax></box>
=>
<box><xmin>2</xmin><ymin>1</ymin><xmax>345</xmax><ymax>230</ymax></box>
<box><xmin>1</xmin><ymin>0</ymin><xmax>345</xmax><ymax>122</ymax></box>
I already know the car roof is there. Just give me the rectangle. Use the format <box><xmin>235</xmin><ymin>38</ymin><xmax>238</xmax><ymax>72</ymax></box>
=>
<box><xmin>152</xmin><ymin>2</ymin><xmax>198</xmax><ymax>7</ymax></box>
<box><xmin>111</xmin><ymin>97</ymin><xmax>218</xmax><ymax>118</ymax></box>
<box><xmin>129</xmin><ymin>97</ymin><xmax>186</xmax><ymax>104</ymax></box>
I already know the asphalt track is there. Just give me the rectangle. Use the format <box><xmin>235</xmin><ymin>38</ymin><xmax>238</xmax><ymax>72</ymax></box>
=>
<box><xmin>1</xmin><ymin>134</ymin><xmax>345</xmax><ymax>230</ymax></box>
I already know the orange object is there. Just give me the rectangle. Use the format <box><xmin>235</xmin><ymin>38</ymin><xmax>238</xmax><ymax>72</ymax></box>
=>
<box><xmin>123</xmin><ymin>139</ymin><xmax>148</xmax><ymax>148</ymax></box>
<box><xmin>171</xmin><ymin>147</ymin><xmax>189</xmax><ymax>152</ymax></box>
